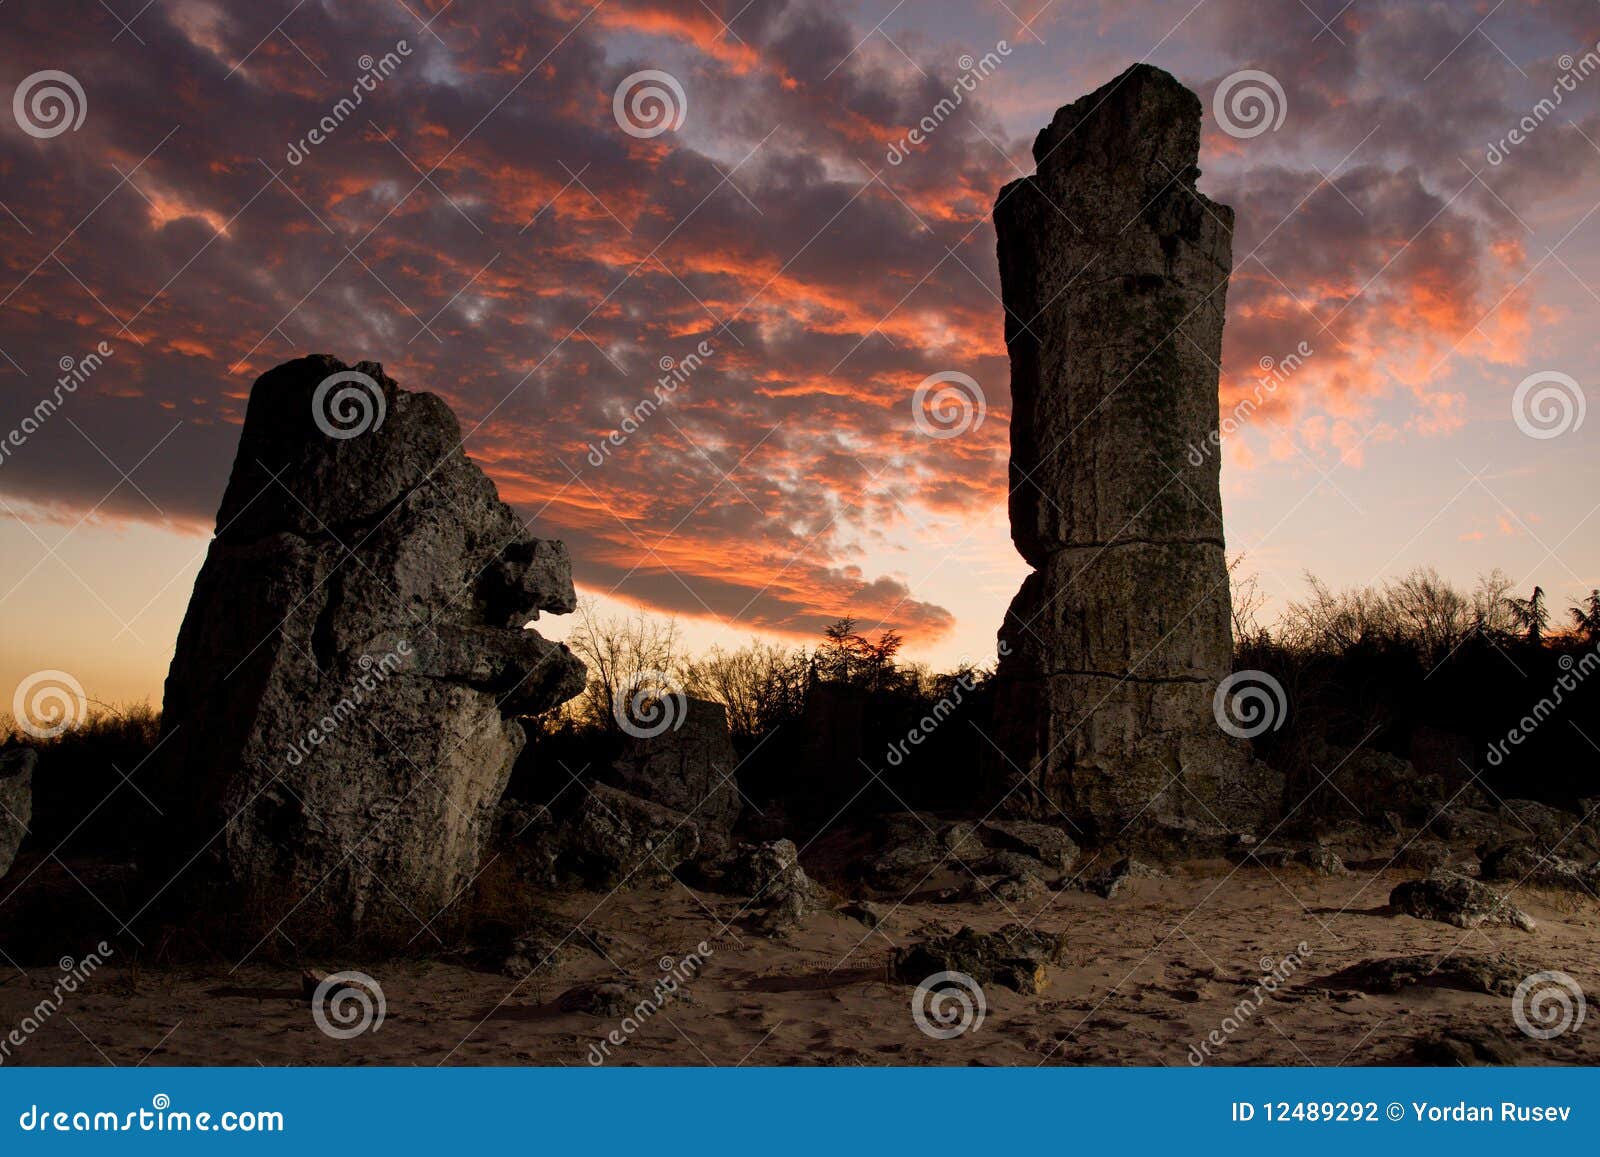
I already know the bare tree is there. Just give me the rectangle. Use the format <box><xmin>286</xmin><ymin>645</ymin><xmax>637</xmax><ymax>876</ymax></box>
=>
<box><xmin>1471</xmin><ymin>569</ymin><xmax>1518</xmax><ymax>637</ymax></box>
<box><xmin>1228</xmin><ymin>553</ymin><xmax>1270</xmax><ymax>644</ymax></box>
<box><xmin>563</xmin><ymin>601</ymin><xmax>684</xmax><ymax>731</ymax></box>
<box><xmin>1385</xmin><ymin>566</ymin><xmax>1472</xmax><ymax>658</ymax></box>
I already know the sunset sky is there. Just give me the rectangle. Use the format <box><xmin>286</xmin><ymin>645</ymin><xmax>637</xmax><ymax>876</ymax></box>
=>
<box><xmin>1</xmin><ymin>0</ymin><xmax>1597</xmax><ymax>710</ymax></box>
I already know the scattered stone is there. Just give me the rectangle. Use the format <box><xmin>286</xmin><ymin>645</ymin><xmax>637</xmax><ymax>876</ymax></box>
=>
<box><xmin>514</xmin><ymin>784</ymin><xmax>700</xmax><ymax>889</ymax></box>
<box><xmin>976</xmin><ymin>820</ymin><xmax>1079</xmax><ymax>872</ymax></box>
<box><xmin>1498</xmin><ymin>799</ymin><xmax>1594</xmax><ymax>856</ymax></box>
<box><xmin>1310</xmin><ymin>744</ymin><xmax>1446</xmax><ymax>823</ymax></box>
<box><xmin>1480</xmin><ymin>842</ymin><xmax>1600</xmax><ymax>896</ymax></box>
<box><xmin>299</xmin><ymin>968</ymin><xmax>376</xmax><ymax>1003</ymax></box>
<box><xmin>0</xmin><ymin>747</ymin><xmax>35</xmax><ymax>878</ymax></box>
<box><xmin>1083</xmin><ymin>857</ymin><xmax>1167</xmax><ymax>899</ymax></box>
<box><xmin>839</xmin><ymin>899</ymin><xmax>884</xmax><ymax>929</ymax></box>
<box><xmin>987</xmin><ymin>63</ymin><xmax>1280</xmax><ymax>837</ymax></box>
<box><xmin>604</xmin><ymin>697</ymin><xmax>741</xmax><ymax>845</ymax></box>
<box><xmin>1322</xmin><ymin>952</ymin><xmax>1530</xmax><ymax>997</ymax></box>
<box><xmin>891</xmin><ymin>924</ymin><xmax>1068</xmax><ymax>995</ymax></box>
<box><xmin>1391</xmin><ymin>840</ymin><xmax>1453</xmax><ymax>872</ymax></box>
<box><xmin>556</xmin><ymin>980</ymin><xmax>634</xmax><ymax>1017</ymax></box>
<box><xmin>1389</xmin><ymin>872</ymin><xmax>1535</xmax><ymax>932</ymax></box>
<box><xmin>1420</xmin><ymin>804</ymin><xmax>1500</xmax><ymax>848</ymax></box>
<box><xmin>151</xmin><ymin>355</ymin><xmax>585</xmax><ymax>945</ymax></box>
<box><xmin>1227</xmin><ymin>844</ymin><xmax>1346</xmax><ymax>875</ymax></box>
<box><xmin>705</xmin><ymin>839</ymin><xmax>827</xmax><ymax>936</ymax></box>
<box><xmin>1125</xmin><ymin>815</ymin><xmax>1243</xmax><ymax>860</ymax></box>
<box><xmin>500</xmin><ymin>916</ymin><xmax>575</xmax><ymax>980</ymax></box>
<box><xmin>855</xmin><ymin>818</ymin><xmax>1076</xmax><ymax>893</ymax></box>
<box><xmin>989</xmin><ymin>871</ymin><xmax>1050</xmax><ymax>905</ymax></box>
<box><xmin>1400</xmin><ymin>1029</ymin><xmax>1520</xmax><ymax>1066</ymax></box>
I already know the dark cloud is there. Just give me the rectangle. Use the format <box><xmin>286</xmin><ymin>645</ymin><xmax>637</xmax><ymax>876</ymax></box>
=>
<box><xmin>1</xmin><ymin>0</ymin><xmax>1591</xmax><ymax>639</ymax></box>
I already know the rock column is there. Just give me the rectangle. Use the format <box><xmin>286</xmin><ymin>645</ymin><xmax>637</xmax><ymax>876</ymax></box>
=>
<box><xmin>990</xmin><ymin>64</ymin><xmax>1273</xmax><ymax>836</ymax></box>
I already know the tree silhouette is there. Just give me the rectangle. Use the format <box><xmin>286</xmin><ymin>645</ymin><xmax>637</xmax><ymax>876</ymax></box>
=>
<box><xmin>1507</xmin><ymin>585</ymin><xmax>1549</xmax><ymax>644</ymax></box>
<box><xmin>1571</xmin><ymin>589</ymin><xmax>1600</xmax><ymax>641</ymax></box>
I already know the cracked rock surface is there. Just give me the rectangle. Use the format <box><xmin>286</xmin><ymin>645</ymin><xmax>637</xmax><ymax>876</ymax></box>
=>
<box><xmin>151</xmin><ymin>354</ymin><xmax>585</xmax><ymax>945</ymax></box>
<box><xmin>989</xmin><ymin>64</ymin><xmax>1278</xmax><ymax>835</ymax></box>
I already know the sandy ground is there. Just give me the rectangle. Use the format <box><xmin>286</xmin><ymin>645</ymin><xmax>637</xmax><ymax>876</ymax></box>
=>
<box><xmin>3</xmin><ymin>857</ymin><xmax>1597</xmax><ymax>1068</ymax></box>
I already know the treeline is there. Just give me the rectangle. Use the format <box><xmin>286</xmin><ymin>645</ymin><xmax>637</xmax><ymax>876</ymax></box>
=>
<box><xmin>1235</xmin><ymin>567</ymin><xmax>1600</xmax><ymax>818</ymax></box>
<box><xmin>9</xmin><ymin>568</ymin><xmax>1599</xmax><ymax>848</ymax></box>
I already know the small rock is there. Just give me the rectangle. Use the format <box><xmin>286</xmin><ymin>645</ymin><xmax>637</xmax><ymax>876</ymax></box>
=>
<box><xmin>1400</xmin><ymin>1029</ymin><xmax>1520</xmax><ymax>1066</ymax></box>
<box><xmin>1082</xmin><ymin>857</ymin><xmax>1166</xmax><ymax>899</ymax></box>
<box><xmin>1480</xmin><ymin>842</ymin><xmax>1600</xmax><ymax>895</ymax></box>
<box><xmin>1322</xmin><ymin>952</ymin><xmax>1531</xmax><ymax>997</ymax></box>
<box><xmin>976</xmin><ymin>820</ymin><xmax>1079</xmax><ymax>872</ymax></box>
<box><xmin>839</xmin><ymin>899</ymin><xmax>884</xmax><ymax>928</ymax></box>
<box><xmin>1389</xmin><ymin>872</ymin><xmax>1535</xmax><ymax>932</ymax></box>
<box><xmin>515</xmin><ymin>784</ymin><xmax>700</xmax><ymax>889</ymax></box>
<box><xmin>891</xmin><ymin>924</ymin><xmax>1068</xmax><ymax>995</ymax></box>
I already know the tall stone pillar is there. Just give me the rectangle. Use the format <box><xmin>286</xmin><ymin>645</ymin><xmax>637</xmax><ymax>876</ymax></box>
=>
<box><xmin>989</xmin><ymin>64</ymin><xmax>1275</xmax><ymax>838</ymax></box>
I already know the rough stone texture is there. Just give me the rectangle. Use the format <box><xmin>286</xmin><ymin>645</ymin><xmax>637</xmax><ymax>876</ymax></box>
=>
<box><xmin>0</xmin><ymin>747</ymin><xmax>34</xmax><ymax>878</ymax></box>
<box><xmin>1322</xmin><ymin>952</ymin><xmax>1530</xmax><ymax>997</ymax></box>
<box><xmin>511</xmin><ymin>783</ymin><xmax>700</xmax><ymax>890</ymax></box>
<box><xmin>152</xmin><ymin>354</ymin><xmax>586</xmax><ymax>944</ymax></box>
<box><xmin>1306</xmin><ymin>744</ymin><xmax>1448</xmax><ymax>823</ymax></box>
<box><xmin>1227</xmin><ymin>843</ymin><xmax>1348</xmax><ymax>876</ymax></box>
<box><xmin>605</xmin><ymin>697</ymin><xmax>741</xmax><ymax>842</ymax></box>
<box><xmin>1082</xmin><ymin>856</ymin><xmax>1167</xmax><ymax>899</ymax></box>
<box><xmin>853</xmin><ymin>816</ymin><xmax>1078</xmax><ymax>894</ymax></box>
<box><xmin>891</xmin><ymin>924</ymin><xmax>1068</xmax><ymax>995</ymax></box>
<box><xmin>988</xmin><ymin>65</ymin><xmax>1277</xmax><ymax>836</ymax></box>
<box><xmin>1497</xmin><ymin>799</ymin><xmax>1596</xmax><ymax>856</ymax></box>
<box><xmin>1389</xmin><ymin>872</ymin><xmax>1535</xmax><ymax>932</ymax></box>
<box><xmin>704</xmin><ymin>838</ymin><xmax>827</xmax><ymax>935</ymax></box>
<box><xmin>1480</xmin><ymin>842</ymin><xmax>1600</xmax><ymax>896</ymax></box>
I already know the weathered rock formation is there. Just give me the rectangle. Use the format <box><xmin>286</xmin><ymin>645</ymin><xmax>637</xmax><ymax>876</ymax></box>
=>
<box><xmin>604</xmin><ymin>696</ymin><xmax>741</xmax><ymax>842</ymax></box>
<box><xmin>0</xmin><ymin>747</ymin><xmax>34</xmax><ymax>878</ymax></box>
<box><xmin>989</xmin><ymin>63</ymin><xmax>1277</xmax><ymax>836</ymax></box>
<box><xmin>152</xmin><ymin>354</ymin><xmax>585</xmax><ymax>945</ymax></box>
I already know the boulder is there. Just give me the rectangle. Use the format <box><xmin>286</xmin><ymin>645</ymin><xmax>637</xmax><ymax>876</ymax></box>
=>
<box><xmin>706</xmin><ymin>839</ymin><xmax>827</xmax><ymax>935</ymax></box>
<box><xmin>1322</xmin><ymin>952</ymin><xmax>1530</xmax><ymax>997</ymax></box>
<box><xmin>1480</xmin><ymin>842</ymin><xmax>1600</xmax><ymax>896</ymax></box>
<box><xmin>1226</xmin><ymin>843</ymin><xmax>1347</xmax><ymax>876</ymax></box>
<box><xmin>976</xmin><ymin>819</ymin><xmax>1079</xmax><ymax>872</ymax></box>
<box><xmin>0</xmin><ymin>747</ymin><xmax>34</xmax><ymax>878</ymax></box>
<box><xmin>605</xmin><ymin>696</ymin><xmax>741</xmax><ymax>843</ymax></box>
<box><xmin>150</xmin><ymin>355</ymin><xmax>585</xmax><ymax>944</ymax></box>
<box><xmin>1497</xmin><ymin>799</ymin><xmax>1594</xmax><ymax>856</ymax></box>
<box><xmin>513</xmin><ymin>783</ymin><xmax>700</xmax><ymax>889</ymax></box>
<box><xmin>891</xmin><ymin>924</ymin><xmax>1068</xmax><ymax>995</ymax></box>
<box><xmin>1309</xmin><ymin>744</ymin><xmax>1447</xmax><ymax>823</ymax></box>
<box><xmin>1082</xmin><ymin>856</ymin><xmax>1167</xmax><ymax>899</ymax></box>
<box><xmin>1389</xmin><ymin>872</ymin><xmax>1535</xmax><ymax>932</ymax></box>
<box><xmin>854</xmin><ymin>817</ymin><xmax>1078</xmax><ymax>893</ymax></box>
<box><xmin>987</xmin><ymin>65</ymin><xmax>1279</xmax><ymax>835</ymax></box>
